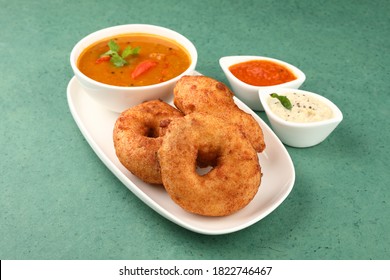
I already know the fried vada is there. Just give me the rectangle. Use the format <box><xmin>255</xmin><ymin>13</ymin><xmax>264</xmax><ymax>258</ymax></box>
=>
<box><xmin>157</xmin><ymin>113</ymin><xmax>261</xmax><ymax>216</ymax></box>
<box><xmin>173</xmin><ymin>75</ymin><xmax>266</xmax><ymax>152</ymax></box>
<box><xmin>113</xmin><ymin>100</ymin><xmax>183</xmax><ymax>184</ymax></box>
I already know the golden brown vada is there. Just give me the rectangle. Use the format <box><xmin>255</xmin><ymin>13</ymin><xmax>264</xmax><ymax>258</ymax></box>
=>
<box><xmin>173</xmin><ymin>75</ymin><xmax>266</xmax><ymax>152</ymax></box>
<box><xmin>157</xmin><ymin>113</ymin><xmax>261</xmax><ymax>216</ymax></box>
<box><xmin>113</xmin><ymin>100</ymin><xmax>183</xmax><ymax>184</ymax></box>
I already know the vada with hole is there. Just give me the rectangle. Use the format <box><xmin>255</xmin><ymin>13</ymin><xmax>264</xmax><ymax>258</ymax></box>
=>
<box><xmin>113</xmin><ymin>100</ymin><xmax>183</xmax><ymax>184</ymax></box>
<box><xmin>173</xmin><ymin>75</ymin><xmax>266</xmax><ymax>152</ymax></box>
<box><xmin>157</xmin><ymin>113</ymin><xmax>261</xmax><ymax>216</ymax></box>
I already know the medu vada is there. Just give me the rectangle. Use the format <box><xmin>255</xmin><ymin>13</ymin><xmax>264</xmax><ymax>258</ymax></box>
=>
<box><xmin>157</xmin><ymin>113</ymin><xmax>261</xmax><ymax>216</ymax></box>
<box><xmin>113</xmin><ymin>100</ymin><xmax>183</xmax><ymax>184</ymax></box>
<box><xmin>173</xmin><ymin>75</ymin><xmax>266</xmax><ymax>152</ymax></box>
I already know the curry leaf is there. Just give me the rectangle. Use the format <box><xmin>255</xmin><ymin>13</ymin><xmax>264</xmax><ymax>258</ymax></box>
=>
<box><xmin>270</xmin><ymin>93</ymin><xmax>292</xmax><ymax>110</ymax></box>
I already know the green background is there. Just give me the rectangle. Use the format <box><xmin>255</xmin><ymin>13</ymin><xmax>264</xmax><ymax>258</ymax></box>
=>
<box><xmin>1</xmin><ymin>0</ymin><xmax>389</xmax><ymax>259</ymax></box>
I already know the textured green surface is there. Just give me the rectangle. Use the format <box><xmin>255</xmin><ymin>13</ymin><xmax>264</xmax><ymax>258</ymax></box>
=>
<box><xmin>1</xmin><ymin>0</ymin><xmax>389</xmax><ymax>259</ymax></box>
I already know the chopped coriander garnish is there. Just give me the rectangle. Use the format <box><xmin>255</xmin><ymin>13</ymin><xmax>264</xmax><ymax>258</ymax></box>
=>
<box><xmin>108</xmin><ymin>40</ymin><xmax>120</xmax><ymax>52</ymax></box>
<box><xmin>99</xmin><ymin>40</ymin><xmax>140</xmax><ymax>67</ymax></box>
<box><xmin>122</xmin><ymin>45</ymin><xmax>140</xmax><ymax>58</ymax></box>
<box><xmin>270</xmin><ymin>93</ymin><xmax>292</xmax><ymax>110</ymax></box>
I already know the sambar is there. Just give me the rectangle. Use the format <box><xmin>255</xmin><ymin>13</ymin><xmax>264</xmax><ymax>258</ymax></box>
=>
<box><xmin>78</xmin><ymin>33</ymin><xmax>191</xmax><ymax>87</ymax></box>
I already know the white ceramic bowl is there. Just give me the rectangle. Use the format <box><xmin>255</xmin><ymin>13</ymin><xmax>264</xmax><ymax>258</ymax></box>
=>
<box><xmin>259</xmin><ymin>88</ymin><xmax>343</xmax><ymax>148</ymax></box>
<box><xmin>219</xmin><ymin>56</ymin><xmax>306</xmax><ymax>111</ymax></box>
<box><xmin>70</xmin><ymin>24</ymin><xmax>198</xmax><ymax>112</ymax></box>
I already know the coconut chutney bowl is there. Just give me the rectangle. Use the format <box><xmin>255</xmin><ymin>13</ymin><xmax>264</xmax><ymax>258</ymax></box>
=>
<box><xmin>219</xmin><ymin>55</ymin><xmax>306</xmax><ymax>111</ymax></box>
<box><xmin>259</xmin><ymin>88</ymin><xmax>343</xmax><ymax>148</ymax></box>
<box><xmin>70</xmin><ymin>24</ymin><xmax>198</xmax><ymax>113</ymax></box>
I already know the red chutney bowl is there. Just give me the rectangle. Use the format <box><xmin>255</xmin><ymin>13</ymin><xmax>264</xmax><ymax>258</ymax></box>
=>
<box><xmin>219</xmin><ymin>56</ymin><xmax>306</xmax><ymax>111</ymax></box>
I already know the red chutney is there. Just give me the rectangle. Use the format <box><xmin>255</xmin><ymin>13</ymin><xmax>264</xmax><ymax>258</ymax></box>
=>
<box><xmin>229</xmin><ymin>60</ymin><xmax>296</xmax><ymax>86</ymax></box>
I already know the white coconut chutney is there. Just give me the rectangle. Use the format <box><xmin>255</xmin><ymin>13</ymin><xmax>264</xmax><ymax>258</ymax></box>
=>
<box><xmin>268</xmin><ymin>92</ymin><xmax>333</xmax><ymax>123</ymax></box>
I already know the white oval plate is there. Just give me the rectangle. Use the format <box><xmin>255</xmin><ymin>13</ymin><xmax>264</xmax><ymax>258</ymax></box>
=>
<box><xmin>67</xmin><ymin>73</ymin><xmax>295</xmax><ymax>235</ymax></box>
